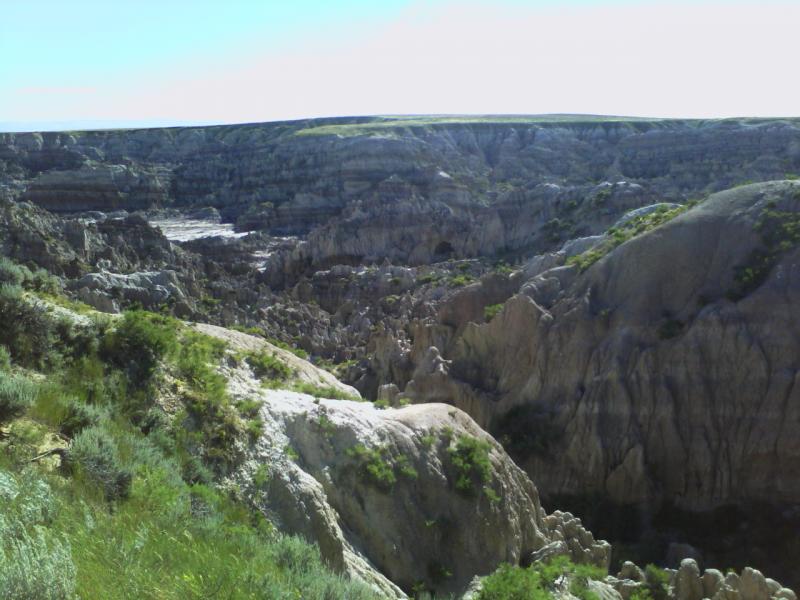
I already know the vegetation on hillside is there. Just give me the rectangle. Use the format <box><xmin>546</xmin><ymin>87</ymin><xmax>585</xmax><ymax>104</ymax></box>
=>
<box><xmin>567</xmin><ymin>203</ymin><xmax>693</xmax><ymax>272</ymax></box>
<box><xmin>477</xmin><ymin>555</ymin><xmax>606</xmax><ymax>600</ymax></box>
<box><xmin>0</xmin><ymin>260</ymin><xmax>378</xmax><ymax>599</ymax></box>
<box><xmin>727</xmin><ymin>201</ymin><xmax>800</xmax><ymax>300</ymax></box>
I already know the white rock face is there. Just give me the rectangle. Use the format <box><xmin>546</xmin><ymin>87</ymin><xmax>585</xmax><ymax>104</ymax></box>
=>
<box><xmin>210</xmin><ymin>329</ymin><xmax>609</xmax><ymax>597</ymax></box>
<box><xmin>233</xmin><ymin>392</ymin><xmax>609</xmax><ymax>597</ymax></box>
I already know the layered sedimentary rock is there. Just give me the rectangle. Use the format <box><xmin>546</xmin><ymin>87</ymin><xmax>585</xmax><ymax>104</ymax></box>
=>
<box><xmin>390</xmin><ymin>181</ymin><xmax>800</xmax><ymax>581</ymax></box>
<box><xmin>21</xmin><ymin>163</ymin><xmax>171</xmax><ymax>212</ymax></box>
<box><xmin>3</xmin><ymin>117</ymin><xmax>800</xmax><ymax>274</ymax></box>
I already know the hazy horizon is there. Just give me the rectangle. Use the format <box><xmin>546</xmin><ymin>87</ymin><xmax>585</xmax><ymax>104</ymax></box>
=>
<box><xmin>4</xmin><ymin>110</ymin><xmax>800</xmax><ymax>134</ymax></box>
<box><xmin>2</xmin><ymin>0</ymin><xmax>799</xmax><ymax>131</ymax></box>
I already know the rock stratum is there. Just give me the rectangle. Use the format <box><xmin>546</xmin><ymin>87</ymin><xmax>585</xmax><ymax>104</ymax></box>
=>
<box><xmin>2</xmin><ymin>116</ymin><xmax>800</xmax><ymax>276</ymax></box>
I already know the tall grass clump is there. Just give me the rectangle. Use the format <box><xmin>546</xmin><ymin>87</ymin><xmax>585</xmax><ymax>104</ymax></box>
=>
<box><xmin>0</xmin><ymin>371</ymin><xmax>38</xmax><ymax>423</ymax></box>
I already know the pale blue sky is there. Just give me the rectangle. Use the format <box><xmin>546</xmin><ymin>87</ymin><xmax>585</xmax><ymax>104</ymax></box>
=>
<box><xmin>1</xmin><ymin>1</ymin><xmax>798</xmax><ymax>130</ymax></box>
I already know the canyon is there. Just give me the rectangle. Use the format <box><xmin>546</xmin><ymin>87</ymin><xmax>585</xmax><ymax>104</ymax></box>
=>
<box><xmin>1</xmin><ymin>115</ymin><xmax>799</xmax><ymax>596</ymax></box>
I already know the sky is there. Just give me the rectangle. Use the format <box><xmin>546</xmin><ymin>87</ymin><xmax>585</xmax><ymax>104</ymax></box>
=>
<box><xmin>1</xmin><ymin>0</ymin><xmax>798</xmax><ymax>131</ymax></box>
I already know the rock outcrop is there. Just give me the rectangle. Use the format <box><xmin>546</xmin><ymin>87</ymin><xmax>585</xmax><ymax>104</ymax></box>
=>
<box><xmin>607</xmin><ymin>560</ymin><xmax>796</xmax><ymax>600</ymax></box>
<box><xmin>207</xmin><ymin>326</ymin><xmax>609</xmax><ymax>598</ymax></box>
<box><xmin>393</xmin><ymin>181</ymin><xmax>800</xmax><ymax>583</ymax></box>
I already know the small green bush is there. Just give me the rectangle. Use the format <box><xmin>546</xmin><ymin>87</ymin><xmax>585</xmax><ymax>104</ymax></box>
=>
<box><xmin>181</xmin><ymin>389</ymin><xmax>246</xmax><ymax>472</ymax></box>
<box><xmin>448</xmin><ymin>435</ymin><xmax>494</xmax><ymax>496</ymax></box>
<box><xmin>494</xmin><ymin>262</ymin><xmax>514</xmax><ymax>275</ymax></box>
<box><xmin>0</xmin><ymin>372</ymin><xmax>38</xmax><ymax>423</ymax></box>
<box><xmin>0</xmin><ymin>284</ymin><xmax>61</xmax><ymax>369</ymax></box>
<box><xmin>0</xmin><ymin>346</ymin><xmax>11</xmax><ymax>371</ymax></box>
<box><xmin>727</xmin><ymin>207</ymin><xmax>800</xmax><ymax>300</ymax></box>
<box><xmin>478</xmin><ymin>556</ymin><xmax>605</xmax><ymax>600</ymax></box>
<box><xmin>448</xmin><ymin>274</ymin><xmax>475</xmax><ymax>287</ymax></box>
<box><xmin>568</xmin><ymin>203</ymin><xmax>691</xmax><ymax>273</ymax></box>
<box><xmin>265</xmin><ymin>337</ymin><xmax>309</xmax><ymax>359</ymax></box>
<box><xmin>59</xmin><ymin>399</ymin><xmax>107</xmax><ymax>439</ymax></box>
<box><xmin>478</xmin><ymin>563</ymin><xmax>549</xmax><ymax>600</ymax></box>
<box><xmin>66</xmin><ymin>426</ymin><xmax>133</xmax><ymax>501</ymax></box>
<box><xmin>484</xmin><ymin>303</ymin><xmax>504</xmax><ymax>321</ymax></box>
<box><xmin>644</xmin><ymin>564</ymin><xmax>670</xmax><ymax>600</ymax></box>
<box><xmin>0</xmin><ymin>257</ymin><xmax>27</xmax><ymax>287</ymax></box>
<box><xmin>347</xmin><ymin>444</ymin><xmax>404</xmax><ymax>491</ymax></box>
<box><xmin>245</xmin><ymin>350</ymin><xmax>292</xmax><ymax>382</ymax></box>
<box><xmin>102</xmin><ymin>310</ymin><xmax>179</xmax><ymax>384</ymax></box>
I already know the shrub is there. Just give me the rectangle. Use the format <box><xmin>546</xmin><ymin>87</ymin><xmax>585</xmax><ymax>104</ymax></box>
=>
<box><xmin>727</xmin><ymin>207</ymin><xmax>800</xmax><ymax>300</ymax></box>
<box><xmin>478</xmin><ymin>563</ymin><xmax>548</xmax><ymax>600</ymax></box>
<box><xmin>567</xmin><ymin>203</ymin><xmax>691</xmax><ymax>273</ymax></box>
<box><xmin>347</xmin><ymin>444</ymin><xmax>397</xmax><ymax>491</ymax></box>
<box><xmin>484</xmin><ymin>303</ymin><xmax>504</xmax><ymax>321</ymax></box>
<box><xmin>265</xmin><ymin>337</ymin><xmax>308</xmax><ymax>359</ymax></box>
<box><xmin>181</xmin><ymin>390</ymin><xmax>246</xmax><ymax>473</ymax></box>
<box><xmin>176</xmin><ymin>331</ymin><xmax>228</xmax><ymax>400</ymax></box>
<box><xmin>25</xmin><ymin>267</ymin><xmax>62</xmax><ymax>295</ymax></box>
<box><xmin>102</xmin><ymin>310</ymin><xmax>178</xmax><ymax>384</ymax></box>
<box><xmin>448</xmin><ymin>435</ymin><xmax>493</xmax><ymax>496</ymax></box>
<box><xmin>0</xmin><ymin>470</ymin><xmax>76</xmax><ymax>600</ymax></box>
<box><xmin>0</xmin><ymin>257</ymin><xmax>27</xmax><ymax>287</ymax></box>
<box><xmin>644</xmin><ymin>564</ymin><xmax>670</xmax><ymax>600</ymax></box>
<box><xmin>245</xmin><ymin>350</ymin><xmax>292</xmax><ymax>382</ymax></box>
<box><xmin>0</xmin><ymin>527</ymin><xmax>77</xmax><ymax>600</ymax></box>
<box><xmin>0</xmin><ymin>372</ymin><xmax>38</xmax><ymax>423</ymax></box>
<box><xmin>59</xmin><ymin>399</ymin><xmax>107</xmax><ymax>439</ymax></box>
<box><xmin>0</xmin><ymin>346</ymin><xmax>10</xmax><ymax>371</ymax></box>
<box><xmin>478</xmin><ymin>557</ymin><xmax>605</xmax><ymax>600</ymax></box>
<box><xmin>494</xmin><ymin>262</ymin><xmax>514</xmax><ymax>275</ymax></box>
<box><xmin>0</xmin><ymin>284</ymin><xmax>60</xmax><ymax>369</ymax></box>
<box><xmin>65</xmin><ymin>426</ymin><xmax>133</xmax><ymax>501</ymax></box>
<box><xmin>448</xmin><ymin>274</ymin><xmax>474</xmax><ymax>287</ymax></box>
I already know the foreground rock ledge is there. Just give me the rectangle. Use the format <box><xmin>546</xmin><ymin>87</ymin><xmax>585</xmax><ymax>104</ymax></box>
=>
<box><xmin>225</xmin><ymin>386</ymin><xmax>608</xmax><ymax>596</ymax></box>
